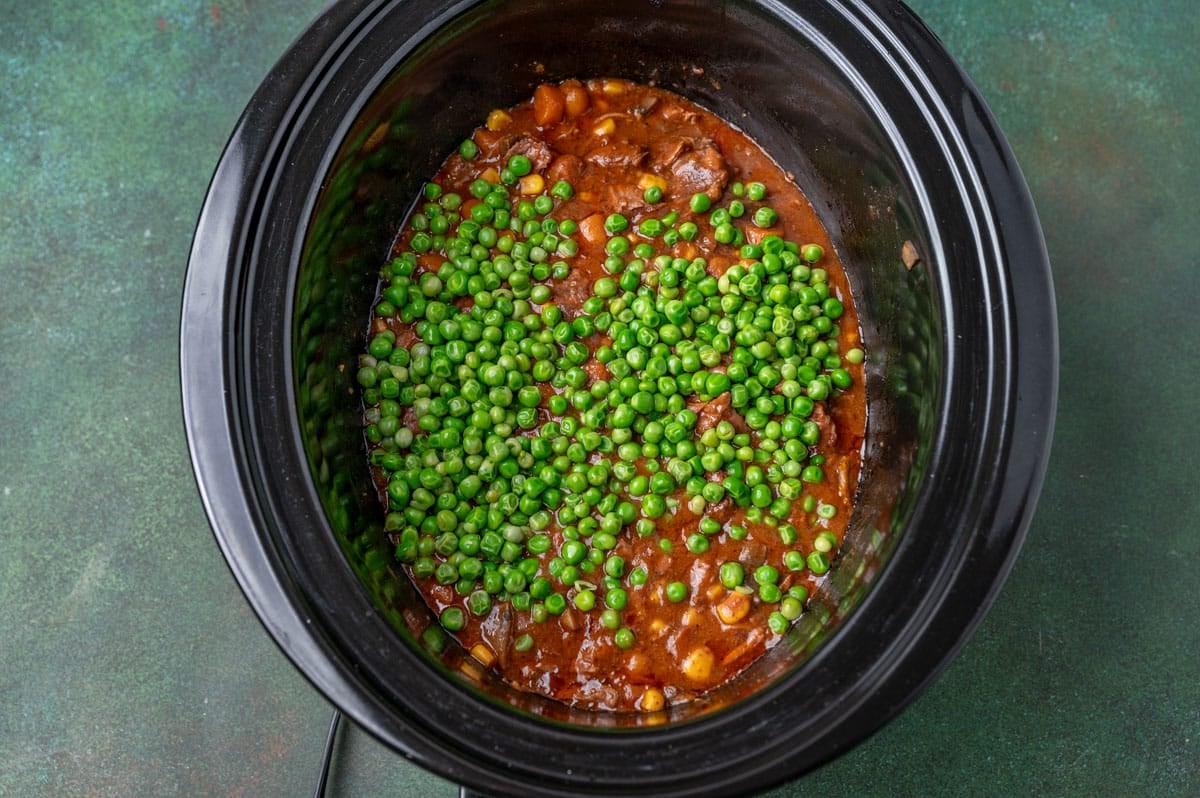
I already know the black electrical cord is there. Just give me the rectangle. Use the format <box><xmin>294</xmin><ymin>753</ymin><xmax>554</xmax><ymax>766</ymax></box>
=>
<box><xmin>312</xmin><ymin>709</ymin><xmax>343</xmax><ymax>798</ymax></box>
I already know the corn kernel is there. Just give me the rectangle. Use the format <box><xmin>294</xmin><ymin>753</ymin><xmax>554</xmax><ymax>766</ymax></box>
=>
<box><xmin>470</xmin><ymin>643</ymin><xmax>496</xmax><ymax>668</ymax></box>
<box><xmin>486</xmin><ymin>109</ymin><xmax>513</xmax><ymax>132</ymax></box>
<box><xmin>638</xmin><ymin>173</ymin><xmax>667</xmax><ymax>192</ymax></box>
<box><xmin>716</xmin><ymin>590</ymin><xmax>751</xmax><ymax>624</ymax></box>
<box><xmin>593</xmin><ymin>117</ymin><xmax>616</xmax><ymax>137</ymax></box>
<box><xmin>602</xmin><ymin>79</ymin><xmax>628</xmax><ymax>95</ymax></box>
<box><xmin>518</xmin><ymin>173</ymin><xmax>545</xmax><ymax>195</ymax></box>
<box><xmin>681</xmin><ymin>645</ymin><xmax>714</xmax><ymax>682</ymax></box>
<box><xmin>639</xmin><ymin>687</ymin><xmax>666</xmax><ymax>712</ymax></box>
<box><xmin>480</xmin><ymin>167</ymin><xmax>500</xmax><ymax>184</ymax></box>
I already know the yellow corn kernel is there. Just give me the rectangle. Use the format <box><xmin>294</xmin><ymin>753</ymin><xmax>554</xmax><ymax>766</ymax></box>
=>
<box><xmin>705</xmin><ymin>583</ymin><xmax>725</xmax><ymax>601</ymax></box>
<box><xmin>638</xmin><ymin>173</ymin><xmax>667</xmax><ymax>193</ymax></box>
<box><xmin>681</xmin><ymin>645</ymin><xmax>715</xmax><ymax>682</ymax></box>
<box><xmin>470</xmin><ymin>643</ymin><xmax>496</xmax><ymax>668</ymax></box>
<box><xmin>518</xmin><ymin>173</ymin><xmax>545</xmax><ymax>195</ymax></box>
<box><xmin>480</xmin><ymin>166</ymin><xmax>501</xmax><ymax>184</ymax></box>
<box><xmin>592</xmin><ymin>117</ymin><xmax>616</xmax><ymax>137</ymax></box>
<box><xmin>602</xmin><ymin>79</ymin><xmax>628</xmax><ymax>95</ymax></box>
<box><xmin>639</xmin><ymin>687</ymin><xmax>666</xmax><ymax>712</ymax></box>
<box><xmin>716</xmin><ymin>590</ymin><xmax>751</xmax><ymax>625</ymax></box>
<box><xmin>649</xmin><ymin>618</ymin><xmax>666</xmax><ymax>634</ymax></box>
<box><xmin>682</xmin><ymin>608</ymin><xmax>699</xmax><ymax>627</ymax></box>
<box><xmin>486</xmin><ymin>109</ymin><xmax>513</xmax><ymax>131</ymax></box>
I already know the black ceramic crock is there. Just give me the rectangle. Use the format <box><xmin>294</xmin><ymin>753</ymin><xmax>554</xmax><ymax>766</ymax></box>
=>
<box><xmin>181</xmin><ymin>1</ymin><xmax>1057</xmax><ymax>795</ymax></box>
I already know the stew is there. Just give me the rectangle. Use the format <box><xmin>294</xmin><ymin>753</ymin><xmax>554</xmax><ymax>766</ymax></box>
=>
<box><xmin>358</xmin><ymin>79</ymin><xmax>865</xmax><ymax>712</ymax></box>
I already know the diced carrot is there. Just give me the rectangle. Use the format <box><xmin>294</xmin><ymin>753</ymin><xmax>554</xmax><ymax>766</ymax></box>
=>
<box><xmin>562</xmin><ymin>82</ymin><xmax>589</xmax><ymax>117</ymax></box>
<box><xmin>533</xmin><ymin>84</ymin><xmax>566</xmax><ymax>127</ymax></box>
<box><xmin>472</xmin><ymin>128</ymin><xmax>507</xmax><ymax>157</ymax></box>
<box><xmin>743</xmin><ymin>225</ymin><xmax>781</xmax><ymax>245</ymax></box>
<box><xmin>578</xmin><ymin>212</ymin><xmax>608</xmax><ymax>246</ymax></box>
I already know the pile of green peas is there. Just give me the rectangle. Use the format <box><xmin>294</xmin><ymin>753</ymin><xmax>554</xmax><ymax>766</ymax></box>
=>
<box><xmin>359</xmin><ymin>157</ymin><xmax>860</xmax><ymax>648</ymax></box>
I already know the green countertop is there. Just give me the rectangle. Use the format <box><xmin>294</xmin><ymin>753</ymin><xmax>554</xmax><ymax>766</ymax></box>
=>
<box><xmin>2</xmin><ymin>1</ymin><xmax>1196</xmax><ymax>795</ymax></box>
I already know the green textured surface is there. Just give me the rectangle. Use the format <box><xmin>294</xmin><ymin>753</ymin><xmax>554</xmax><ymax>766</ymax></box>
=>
<box><xmin>1</xmin><ymin>1</ymin><xmax>1196</xmax><ymax>795</ymax></box>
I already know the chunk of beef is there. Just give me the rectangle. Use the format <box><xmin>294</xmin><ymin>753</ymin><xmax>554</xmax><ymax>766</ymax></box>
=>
<box><xmin>649</xmin><ymin>136</ymin><xmax>694</xmax><ymax>171</ymax></box>
<box><xmin>601</xmin><ymin>182</ymin><xmax>650</xmax><ymax>215</ymax></box>
<box><xmin>505</xmin><ymin>135</ymin><xmax>554</xmax><ymax>173</ymax></box>
<box><xmin>547</xmin><ymin>153</ymin><xmax>583</xmax><ymax>185</ymax></box>
<box><xmin>689</xmin><ymin>392</ymin><xmax>750</xmax><ymax>434</ymax></box>
<box><xmin>692</xmin><ymin>393</ymin><xmax>730</xmax><ymax>434</ymax></box>
<box><xmin>810</xmin><ymin>402</ymin><xmax>834</xmax><ymax>448</ymax></box>
<box><xmin>656</xmin><ymin>101</ymin><xmax>702</xmax><ymax>127</ymax></box>
<box><xmin>669</xmin><ymin>142</ymin><xmax>729</xmax><ymax>199</ymax></box>
<box><xmin>584</xmin><ymin>141</ymin><xmax>648</xmax><ymax>170</ymax></box>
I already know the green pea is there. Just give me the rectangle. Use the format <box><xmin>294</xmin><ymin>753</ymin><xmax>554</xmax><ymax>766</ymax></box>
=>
<box><xmin>779</xmin><ymin>596</ymin><xmax>804</xmax><ymax>620</ymax></box>
<box><xmin>440</xmin><ymin>606</ymin><xmax>466</xmax><ymax>631</ymax></box>
<box><xmin>551</xmin><ymin>180</ymin><xmax>574</xmax><ymax>200</ymax></box>
<box><xmin>642</xmin><ymin>494</ymin><xmax>667</xmax><ymax>519</ymax></box>
<box><xmin>807</xmin><ymin>551</ymin><xmax>831</xmax><ymax>575</ymax></box>
<box><xmin>545</xmin><ymin>593</ymin><xmax>567</xmax><ymax>615</ymax></box>
<box><xmin>467</xmin><ymin>589</ymin><xmax>492</xmax><ymax>616</ymax></box>
<box><xmin>719</xmin><ymin>562</ymin><xmax>744</xmax><ymax>589</ymax></box>
<box><xmin>573</xmin><ymin>589</ymin><xmax>596</xmax><ymax>612</ymax></box>
<box><xmin>814</xmin><ymin>530</ymin><xmax>838</xmax><ymax>552</ymax></box>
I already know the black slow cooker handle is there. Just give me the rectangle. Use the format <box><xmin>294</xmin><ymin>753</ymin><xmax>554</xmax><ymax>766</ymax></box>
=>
<box><xmin>459</xmin><ymin>788</ymin><xmax>496</xmax><ymax>798</ymax></box>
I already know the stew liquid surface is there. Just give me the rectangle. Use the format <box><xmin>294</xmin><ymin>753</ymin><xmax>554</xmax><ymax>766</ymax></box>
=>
<box><xmin>360</xmin><ymin>79</ymin><xmax>865</xmax><ymax>712</ymax></box>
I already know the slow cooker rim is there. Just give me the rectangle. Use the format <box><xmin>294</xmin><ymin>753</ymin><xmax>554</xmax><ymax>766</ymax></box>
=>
<box><xmin>181</xmin><ymin>0</ymin><xmax>1057</xmax><ymax>795</ymax></box>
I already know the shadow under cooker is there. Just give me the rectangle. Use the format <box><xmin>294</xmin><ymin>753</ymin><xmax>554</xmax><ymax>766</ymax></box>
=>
<box><xmin>181</xmin><ymin>1</ymin><xmax>1056</xmax><ymax>796</ymax></box>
